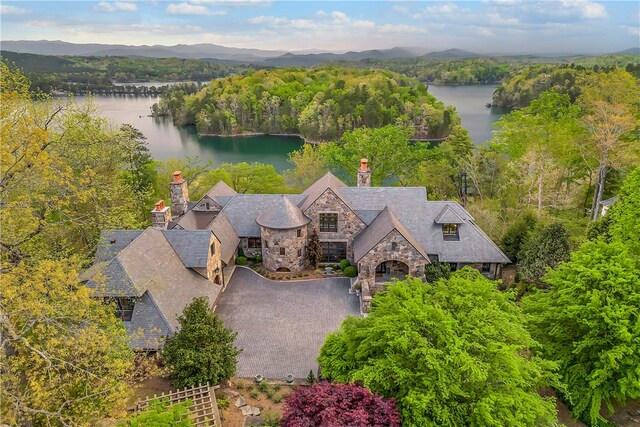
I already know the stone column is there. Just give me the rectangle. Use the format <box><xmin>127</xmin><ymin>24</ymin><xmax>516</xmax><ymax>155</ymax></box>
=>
<box><xmin>170</xmin><ymin>171</ymin><xmax>189</xmax><ymax>217</ymax></box>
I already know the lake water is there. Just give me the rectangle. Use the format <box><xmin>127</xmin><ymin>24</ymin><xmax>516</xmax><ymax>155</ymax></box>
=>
<box><xmin>78</xmin><ymin>85</ymin><xmax>504</xmax><ymax>169</ymax></box>
<box><xmin>427</xmin><ymin>85</ymin><xmax>507</xmax><ymax>144</ymax></box>
<box><xmin>76</xmin><ymin>95</ymin><xmax>303</xmax><ymax>172</ymax></box>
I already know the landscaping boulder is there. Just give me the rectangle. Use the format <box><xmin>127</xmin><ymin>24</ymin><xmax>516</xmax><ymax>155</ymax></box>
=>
<box><xmin>235</xmin><ymin>396</ymin><xmax>247</xmax><ymax>408</ymax></box>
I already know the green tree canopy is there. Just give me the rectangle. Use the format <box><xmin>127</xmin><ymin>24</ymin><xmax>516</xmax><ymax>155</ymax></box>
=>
<box><xmin>607</xmin><ymin>167</ymin><xmax>640</xmax><ymax>257</ymax></box>
<box><xmin>523</xmin><ymin>241</ymin><xmax>640</xmax><ymax>426</ymax></box>
<box><xmin>499</xmin><ymin>212</ymin><xmax>537</xmax><ymax>264</ymax></box>
<box><xmin>318</xmin><ymin>269</ymin><xmax>558</xmax><ymax>427</ymax></box>
<box><xmin>320</xmin><ymin>125</ymin><xmax>427</xmax><ymax>186</ymax></box>
<box><xmin>518</xmin><ymin>222</ymin><xmax>571</xmax><ymax>284</ymax></box>
<box><xmin>161</xmin><ymin>297</ymin><xmax>241</xmax><ymax>388</ymax></box>
<box><xmin>0</xmin><ymin>260</ymin><xmax>134</xmax><ymax>426</ymax></box>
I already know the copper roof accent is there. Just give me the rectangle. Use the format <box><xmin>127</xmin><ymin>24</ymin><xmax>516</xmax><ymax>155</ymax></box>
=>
<box><xmin>256</xmin><ymin>195</ymin><xmax>311</xmax><ymax>229</ymax></box>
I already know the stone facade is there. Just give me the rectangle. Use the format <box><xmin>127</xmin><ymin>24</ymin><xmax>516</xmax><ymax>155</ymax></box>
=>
<box><xmin>239</xmin><ymin>237</ymin><xmax>261</xmax><ymax>258</ymax></box>
<box><xmin>356</xmin><ymin>229</ymin><xmax>427</xmax><ymax>311</ymax></box>
<box><xmin>193</xmin><ymin>232</ymin><xmax>222</xmax><ymax>284</ymax></box>
<box><xmin>260</xmin><ymin>226</ymin><xmax>308</xmax><ymax>272</ymax></box>
<box><xmin>303</xmin><ymin>189</ymin><xmax>366</xmax><ymax>261</ymax></box>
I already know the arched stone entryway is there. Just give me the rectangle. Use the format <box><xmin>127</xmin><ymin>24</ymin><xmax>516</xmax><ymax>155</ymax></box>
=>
<box><xmin>375</xmin><ymin>260</ymin><xmax>409</xmax><ymax>283</ymax></box>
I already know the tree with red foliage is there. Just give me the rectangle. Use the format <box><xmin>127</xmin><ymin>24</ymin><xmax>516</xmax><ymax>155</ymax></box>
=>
<box><xmin>281</xmin><ymin>382</ymin><xmax>400</xmax><ymax>427</ymax></box>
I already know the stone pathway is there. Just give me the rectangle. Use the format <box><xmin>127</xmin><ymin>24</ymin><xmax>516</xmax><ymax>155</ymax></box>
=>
<box><xmin>216</xmin><ymin>267</ymin><xmax>360</xmax><ymax>379</ymax></box>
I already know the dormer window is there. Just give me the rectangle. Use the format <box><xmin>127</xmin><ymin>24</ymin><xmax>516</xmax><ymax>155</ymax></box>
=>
<box><xmin>442</xmin><ymin>223</ymin><xmax>460</xmax><ymax>241</ymax></box>
<box><xmin>112</xmin><ymin>297</ymin><xmax>135</xmax><ymax>321</ymax></box>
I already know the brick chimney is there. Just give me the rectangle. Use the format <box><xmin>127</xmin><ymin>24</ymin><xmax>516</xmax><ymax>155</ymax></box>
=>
<box><xmin>357</xmin><ymin>158</ymin><xmax>371</xmax><ymax>187</ymax></box>
<box><xmin>170</xmin><ymin>171</ymin><xmax>189</xmax><ymax>217</ymax></box>
<box><xmin>151</xmin><ymin>200</ymin><xmax>171</xmax><ymax>228</ymax></box>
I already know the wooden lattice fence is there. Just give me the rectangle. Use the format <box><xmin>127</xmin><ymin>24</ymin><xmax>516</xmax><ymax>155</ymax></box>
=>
<box><xmin>135</xmin><ymin>383</ymin><xmax>221</xmax><ymax>426</ymax></box>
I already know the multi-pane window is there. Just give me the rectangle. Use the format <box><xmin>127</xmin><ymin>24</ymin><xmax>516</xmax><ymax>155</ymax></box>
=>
<box><xmin>442</xmin><ymin>223</ymin><xmax>460</xmax><ymax>241</ymax></box>
<box><xmin>391</xmin><ymin>242</ymin><xmax>398</xmax><ymax>251</ymax></box>
<box><xmin>319</xmin><ymin>213</ymin><xmax>338</xmax><ymax>232</ymax></box>
<box><xmin>481</xmin><ymin>263</ymin><xmax>491</xmax><ymax>273</ymax></box>
<box><xmin>297</xmin><ymin>229</ymin><xmax>302</xmax><ymax>238</ymax></box>
<box><xmin>297</xmin><ymin>249</ymin><xmax>302</xmax><ymax>257</ymax></box>
<box><xmin>321</xmin><ymin>242</ymin><xmax>346</xmax><ymax>262</ymax></box>
<box><xmin>280</xmin><ymin>247</ymin><xmax>286</xmax><ymax>255</ymax></box>
<box><xmin>210</xmin><ymin>243</ymin><xmax>216</xmax><ymax>254</ymax></box>
<box><xmin>248</xmin><ymin>237</ymin><xmax>262</xmax><ymax>248</ymax></box>
<box><xmin>113</xmin><ymin>297</ymin><xmax>135</xmax><ymax>321</ymax></box>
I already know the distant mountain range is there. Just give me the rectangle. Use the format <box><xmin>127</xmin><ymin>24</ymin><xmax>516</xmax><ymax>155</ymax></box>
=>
<box><xmin>1</xmin><ymin>40</ymin><xmax>637</xmax><ymax>67</ymax></box>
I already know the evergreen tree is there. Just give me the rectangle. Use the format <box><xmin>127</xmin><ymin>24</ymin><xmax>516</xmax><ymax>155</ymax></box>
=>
<box><xmin>162</xmin><ymin>297</ymin><xmax>241</xmax><ymax>388</ymax></box>
<box><xmin>307</xmin><ymin>228</ymin><xmax>322</xmax><ymax>268</ymax></box>
<box><xmin>518</xmin><ymin>222</ymin><xmax>571</xmax><ymax>285</ymax></box>
<box><xmin>500</xmin><ymin>212</ymin><xmax>537</xmax><ymax>263</ymax></box>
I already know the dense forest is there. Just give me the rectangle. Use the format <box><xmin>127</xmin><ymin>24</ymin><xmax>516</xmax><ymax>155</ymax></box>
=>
<box><xmin>493</xmin><ymin>62</ymin><xmax>640</xmax><ymax>108</ymax></box>
<box><xmin>153</xmin><ymin>67</ymin><xmax>459</xmax><ymax>141</ymax></box>
<box><xmin>0</xmin><ymin>51</ymin><xmax>253</xmax><ymax>94</ymax></box>
<box><xmin>337</xmin><ymin>53</ymin><xmax>639</xmax><ymax>85</ymax></box>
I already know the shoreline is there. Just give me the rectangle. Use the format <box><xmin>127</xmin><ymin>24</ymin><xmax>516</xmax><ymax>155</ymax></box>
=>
<box><xmin>198</xmin><ymin>131</ymin><xmax>324</xmax><ymax>144</ymax></box>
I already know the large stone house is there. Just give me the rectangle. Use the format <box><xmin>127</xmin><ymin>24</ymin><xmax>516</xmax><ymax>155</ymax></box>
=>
<box><xmin>85</xmin><ymin>159</ymin><xmax>509</xmax><ymax>349</ymax></box>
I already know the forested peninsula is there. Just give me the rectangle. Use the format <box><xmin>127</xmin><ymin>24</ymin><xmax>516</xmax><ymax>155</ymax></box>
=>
<box><xmin>152</xmin><ymin>67</ymin><xmax>457</xmax><ymax>141</ymax></box>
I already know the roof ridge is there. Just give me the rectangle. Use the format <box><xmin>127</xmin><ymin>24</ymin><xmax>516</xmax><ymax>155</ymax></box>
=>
<box><xmin>112</xmin><ymin>256</ymin><xmax>138</xmax><ymax>295</ymax></box>
<box><xmin>143</xmin><ymin>290</ymin><xmax>174</xmax><ymax>333</ymax></box>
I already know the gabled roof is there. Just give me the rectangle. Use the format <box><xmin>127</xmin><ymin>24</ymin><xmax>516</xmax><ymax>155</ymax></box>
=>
<box><xmin>162</xmin><ymin>229</ymin><xmax>212</xmax><ymax>268</ymax></box>
<box><xmin>83</xmin><ymin>257</ymin><xmax>139</xmax><ymax>297</ymax></box>
<box><xmin>173</xmin><ymin>209</ymin><xmax>217</xmax><ymax>230</ymax></box>
<box><xmin>94</xmin><ymin>230</ymin><xmax>144</xmax><ymax>263</ymax></box>
<box><xmin>434</xmin><ymin>204</ymin><xmax>465</xmax><ymax>224</ymax></box>
<box><xmin>220</xmin><ymin>194</ymin><xmax>308</xmax><ymax>237</ymax></box>
<box><xmin>256</xmin><ymin>196</ymin><xmax>311</xmax><ymax>229</ymax></box>
<box><xmin>300</xmin><ymin>172</ymin><xmax>348</xmax><ymax>211</ymax></box>
<box><xmin>206</xmin><ymin>180</ymin><xmax>237</xmax><ymax>198</ymax></box>
<box><xmin>353</xmin><ymin>206</ymin><xmax>429</xmax><ymax>262</ymax></box>
<box><xmin>209</xmin><ymin>212</ymin><xmax>240</xmax><ymax>265</ymax></box>
<box><xmin>87</xmin><ymin>227</ymin><xmax>222</xmax><ymax>331</ymax></box>
<box><xmin>126</xmin><ymin>291</ymin><xmax>172</xmax><ymax>350</ymax></box>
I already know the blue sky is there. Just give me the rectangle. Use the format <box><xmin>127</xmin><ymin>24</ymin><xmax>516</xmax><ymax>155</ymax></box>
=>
<box><xmin>1</xmin><ymin>1</ymin><xmax>638</xmax><ymax>54</ymax></box>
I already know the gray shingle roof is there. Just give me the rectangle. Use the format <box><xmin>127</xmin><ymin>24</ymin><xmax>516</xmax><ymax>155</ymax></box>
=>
<box><xmin>173</xmin><ymin>209</ymin><xmax>217</xmax><ymax>230</ymax></box>
<box><xmin>90</xmin><ymin>228</ymin><xmax>222</xmax><ymax>332</ymax></box>
<box><xmin>340</xmin><ymin>187</ymin><xmax>508</xmax><ymax>263</ymax></box>
<box><xmin>84</xmin><ymin>257</ymin><xmax>139</xmax><ymax>297</ymax></box>
<box><xmin>162</xmin><ymin>229</ymin><xmax>212</xmax><ymax>268</ymax></box>
<box><xmin>434</xmin><ymin>204</ymin><xmax>465</xmax><ymax>224</ymax></box>
<box><xmin>94</xmin><ymin>230</ymin><xmax>143</xmax><ymax>263</ymax></box>
<box><xmin>220</xmin><ymin>194</ymin><xmax>308</xmax><ymax>237</ymax></box>
<box><xmin>210</xmin><ymin>212</ymin><xmax>240</xmax><ymax>265</ymax></box>
<box><xmin>206</xmin><ymin>180</ymin><xmax>237</xmax><ymax>198</ymax></box>
<box><xmin>126</xmin><ymin>291</ymin><xmax>172</xmax><ymax>350</ymax></box>
<box><xmin>353</xmin><ymin>206</ymin><xmax>429</xmax><ymax>262</ymax></box>
<box><xmin>256</xmin><ymin>196</ymin><xmax>311</xmax><ymax>229</ymax></box>
<box><xmin>301</xmin><ymin>172</ymin><xmax>347</xmax><ymax>211</ymax></box>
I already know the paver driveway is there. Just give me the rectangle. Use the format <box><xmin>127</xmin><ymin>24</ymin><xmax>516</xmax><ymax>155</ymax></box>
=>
<box><xmin>216</xmin><ymin>267</ymin><xmax>360</xmax><ymax>379</ymax></box>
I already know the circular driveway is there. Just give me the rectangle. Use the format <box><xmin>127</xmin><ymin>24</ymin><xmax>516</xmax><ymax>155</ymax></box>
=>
<box><xmin>215</xmin><ymin>267</ymin><xmax>360</xmax><ymax>380</ymax></box>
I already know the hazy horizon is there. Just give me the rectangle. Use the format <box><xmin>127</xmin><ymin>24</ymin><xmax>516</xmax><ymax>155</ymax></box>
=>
<box><xmin>1</xmin><ymin>1</ymin><xmax>638</xmax><ymax>55</ymax></box>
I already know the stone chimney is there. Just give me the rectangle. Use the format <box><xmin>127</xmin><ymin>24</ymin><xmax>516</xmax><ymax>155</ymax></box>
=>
<box><xmin>357</xmin><ymin>158</ymin><xmax>371</xmax><ymax>187</ymax></box>
<box><xmin>170</xmin><ymin>171</ymin><xmax>189</xmax><ymax>217</ymax></box>
<box><xmin>151</xmin><ymin>200</ymin><xmax>171</xmax><ymax>228</ymax></box>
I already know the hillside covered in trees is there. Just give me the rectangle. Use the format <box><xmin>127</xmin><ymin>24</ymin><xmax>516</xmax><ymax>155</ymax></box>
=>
<box><xmin>153</xmin><ymin>67</ymin><xmax>457</xmax><ymax>141</ymax></box>
<box><xmin>492</xmin><ymin>61</ymin><xmax>640</xmax><ymax>108</ymax></box>
<box><xmin>0</xmin><ymin>51</ymin><xmax>252</xmax><ymax>94</ymax></box>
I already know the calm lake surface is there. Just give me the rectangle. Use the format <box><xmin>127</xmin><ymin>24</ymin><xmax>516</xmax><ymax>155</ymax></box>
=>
<box><xmin>75</xmin><ymin>95</ymin><xmax>303</xmax><ymax>172</ymax></box>
<box><xmin>427</xmin><ymin>84</ymin><xmax>507</xmax><ymax>144</ymax></box>
<box><xmin>77</xmin><ymin>85</ymin><xmax>504</xmax><ymax>169</ymax></box>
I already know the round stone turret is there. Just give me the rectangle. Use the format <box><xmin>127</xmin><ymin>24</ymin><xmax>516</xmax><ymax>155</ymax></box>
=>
<box><xmin>256</xmin><ymin>196</ymin><xmax>310</xmax><ymax>272</ymax></box>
